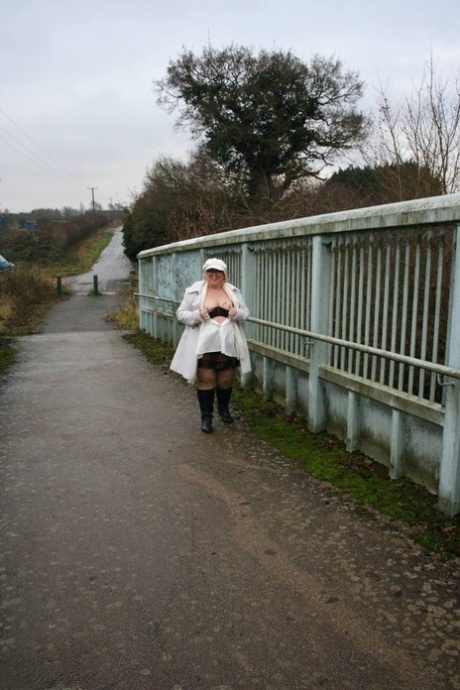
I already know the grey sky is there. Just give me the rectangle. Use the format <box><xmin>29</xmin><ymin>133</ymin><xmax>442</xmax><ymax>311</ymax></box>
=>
<box><xmin>1</xmin><ymin>0</ymin><xmax>459</xmax><ymax>213</ymax></box>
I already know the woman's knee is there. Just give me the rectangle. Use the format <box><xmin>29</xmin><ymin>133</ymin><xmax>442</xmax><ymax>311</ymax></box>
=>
<box><xmin>197</xmin><ymin>368</ymin><xmax>217</xmax><ymax>389</ymax></box>
<box><xmin>217</xmin><ymin>369</ymin><xmax>234</xmax><ymax>389</ymax></box>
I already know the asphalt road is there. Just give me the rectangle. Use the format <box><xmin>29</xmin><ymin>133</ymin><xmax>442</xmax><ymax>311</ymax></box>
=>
<box><xmin>0</xmin><ymin>229</ymin><xmax>459</xmax><ymax>690</ymax></box>
<box><xmin>68</xmin><ymin>226</ymin><xmax>132</xmax><ymax>296</ymax></box>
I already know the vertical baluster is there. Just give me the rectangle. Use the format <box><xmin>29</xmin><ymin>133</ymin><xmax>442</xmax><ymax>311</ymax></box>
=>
<box><xmin>276</xmin><ymin>247</ymin><xmax>286</xmax><ymax>350</ymax></box>
<box><xmin>398</xmin><ymin>238</ymin><xmax>410</xmax><ymax>391</ymax></box>
<box><xmin>268</xmin><ymin>249</ymin><xmax>274</xmax><ymax>348</ymax></box>
<box><xmin>430</xmin><ymin>230</ymin><xmax>444</xmax><ymax>402</ymax></box>
<box><xmin>380</xmin><ymin>241</ymin><xmax>391</xmax><ymax>385</ymax></box>
<box><xmin>262</xmin><ymin>250</ymin><xmax>268</xmax><ymax>347</ymax></box>
<box><xmin>348</xmin><ymin>237</ymin><xmax>357</xmax><ymax>373</ymax></box>
<box><xmin>389</xmin><ymin>236</ymin><xmax>401</xmax><ymax>389</ymax></box>
<box><xmin>276</xmin><ymin>248</ymin><xmax>282</xmax><ymax>349</ymax></box>
<box><xmin>254</xmin><ymin>250</ymin><xmax>260</xmax><ymax>344</ymax></box>
<box><xmin>273</xmin><ymin>248</ymin><xmax>279</xmax><ymax>349</ymax></box>
<box><xmin>341</xmin><ymin>238</ymin><xmax>349</xmax><ymax>371</ymax></box>
<box><xmin>272</xmin><ymin>249</ymin><xmax>278</xmax><ymax>349</ymax></box>
<box><xmin>263</xmin><ymin>250</ymin><xmax>270</xmax><ymax>346</ymax></box>
<box><xmin>286</xmin><ymin>249</ymin><xmax>291</xmax><ymax>353</ymax></box>
<box><xmin>371</xmin><ymin>238</ymin><xmax>382</xmax><ymax>382</ymax></box>
<box><xmin>253</xmin><ymin>251</ymin><xmax>259</xmax><ymax>343</ymax></box>
<box><xmin>355</xmin><ymin>239</ymin><xmax>365</xmax><ymax>377</ymax></box>
<box><xmin>418</xmin><ymin>230</ymin><xmax>432</xmax><ymax>400</ymax></box>
<box><xmin>281</xmin><ymin>246</ymin><xmax>287</xmax><ymax>352</ymax></box>
<box><xmin>332</xmin><ymin>238</ymin><xmax>341</xmax><ymax>368</ymax></box>
<box><xmin>408</xmin><ymin>234</ymin><xmax>421</xmax><ymax>395</ymax></box>
<box><xmin>286</xmin><ymin>250</ymin><xmax>292</xmax><ymax>352</ymax></box>
<box><xmin>304</xmin><ymin>244</ymin><xmax>311</xmax><ymax>360</ymax></box>
<box><xmin>363</xmin><ymin>235</ymin><xmax>374</xmax><ymax>380</ymax></box>
<box><xmin>294</xmin><ymin>247</ymin><xmax>301</xmax><ymax>356</ymax></box>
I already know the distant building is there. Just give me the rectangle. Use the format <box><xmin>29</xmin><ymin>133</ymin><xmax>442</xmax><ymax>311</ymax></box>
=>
<box><xmin>21</xmin><ymin>220</ymin><xmax>37</xmax><ymax>229</ymax></box>
<box><xmin>0</xmin><ymin>216</ymin><xmax>5</xmax><ymax>228</ymax></box>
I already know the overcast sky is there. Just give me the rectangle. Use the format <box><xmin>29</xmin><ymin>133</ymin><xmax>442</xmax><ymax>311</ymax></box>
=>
<box><xmin>1</xmin><ymin>0</ymin><xmax>459</xmax><ymax>214</ymax></box>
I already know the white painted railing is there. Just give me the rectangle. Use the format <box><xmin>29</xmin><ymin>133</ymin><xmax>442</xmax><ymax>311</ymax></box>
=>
<box><xmin>137</xmin><ymin>194</ymin><xmax>460</xmax><ymax>516</ymax></box>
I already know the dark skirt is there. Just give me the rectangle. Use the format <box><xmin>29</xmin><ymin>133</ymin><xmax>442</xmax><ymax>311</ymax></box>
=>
<box><xmin>197</xmin><ymin>351</ymin><xmax>240</xmax><ymax>370</ymax></box>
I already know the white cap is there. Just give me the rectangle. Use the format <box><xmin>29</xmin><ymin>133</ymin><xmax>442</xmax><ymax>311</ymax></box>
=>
<box><xmin>202</xmin><ymin>258</ymin><xmax>227</xmax><ymax>275</ymax></box>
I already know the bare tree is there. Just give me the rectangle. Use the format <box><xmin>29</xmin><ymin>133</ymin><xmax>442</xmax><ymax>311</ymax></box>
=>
<box><xmin>364</xmin><ymin>56</ymin><xmax>460</xmax><ymax>196</ymax></box>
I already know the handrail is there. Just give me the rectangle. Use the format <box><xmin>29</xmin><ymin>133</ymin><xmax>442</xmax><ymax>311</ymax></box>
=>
<box><xmin>248</xmin><ymin>316</ymin><xmax>460</xmax><ymax>380</ymax></box>
<box><xmin>136</xmin><ymin>289</ymin><xmax>460</xmax><ymax>381</ymax></box>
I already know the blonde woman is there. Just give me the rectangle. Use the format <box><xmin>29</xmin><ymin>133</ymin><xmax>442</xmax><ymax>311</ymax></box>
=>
<box><xmin>170</xmin><ymin>258</ymin><xmax>251</xmax><ymax>432</ymax></box>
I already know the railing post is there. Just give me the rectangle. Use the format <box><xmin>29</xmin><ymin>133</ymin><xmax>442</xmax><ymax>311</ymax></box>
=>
<box><xmin>438</xmin><ymin>225</ymin><xmax>460</xmax><ymax>516</ymax></box>
<box><xmin>152</xmin><ymin>256</ymin><xmax>158</xmax><ymax>339</ymax></box>
<box><xmin>240</xmin><ymin>243</ymin><xmax>256</xmax><ymax>388</ymax></box>
<box><xmin>171</xmin><ymin>252</ymin><xmax>181</xmax><ymax>347</ymax></box>
<box><xmin>241</xmin><ymin>243</ymin><xmax>257</xmax><ymax>336</ymax></box>
<box><xmin>308</xmin><ymin>234</ymin><xmax>332</xmax><ymax>433</ymax></box>
<box><xmin>138</xmin><ymin>255</ymin><xmax>145</xmax><ymax>331</ymax></box>
<box><xmin>389</xmin><ymin>409</ymin><xmax>405</xmax><ymax>480</ymax></box>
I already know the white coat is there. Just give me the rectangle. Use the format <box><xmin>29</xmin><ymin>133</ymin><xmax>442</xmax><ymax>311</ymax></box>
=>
<box><xmin>170</xmin><ymin>280</ymin><xmax>251</xmax><ymax>383</ymax></box>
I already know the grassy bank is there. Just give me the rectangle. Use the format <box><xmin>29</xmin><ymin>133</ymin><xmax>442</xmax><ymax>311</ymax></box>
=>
<box><xmin>105</xmin><ymin>271</ymin><xmax>139</xmax><ymax>330</ymax></box>
<box><xmin>0</xmin><ymin>226</ymin><xmax>114</xmax><ymax>375</ymax></box>
<box><xmin>122</xmin><ymin>330</ymin><xmax>460</xmax><ymax>561</ymax></box>
<box><xmin>46</xmin><ymin>226</ymin><xmax>114</xmax><ymax>278</ymax></box>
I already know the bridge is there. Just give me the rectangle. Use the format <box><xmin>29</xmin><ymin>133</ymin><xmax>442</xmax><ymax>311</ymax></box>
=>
<box><xmin>1</xmin><ymin>225</ymin><xmax>459</xmax><ymax>689</ymax></box>
<box><xmin>138</xmin><ymin>194</ymin><xmax>460</xmax><ymax>516</ymax></box>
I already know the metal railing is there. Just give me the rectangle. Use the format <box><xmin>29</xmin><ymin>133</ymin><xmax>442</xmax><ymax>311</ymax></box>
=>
<box><xmin>137</xmin><ymin>194</ymin><xmax>460</xmax><ymax>515</ymax></box>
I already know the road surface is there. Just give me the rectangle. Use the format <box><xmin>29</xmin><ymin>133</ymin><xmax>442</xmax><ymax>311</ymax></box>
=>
<box><xmin>0</xmin><ymin>229</ymin><xmax>459</xmax><ymax>690</ymax></box>
<box><xmin>69</xmin><ymin>225</ymin><xmax>132</xmax><ymax>295</ymax></box>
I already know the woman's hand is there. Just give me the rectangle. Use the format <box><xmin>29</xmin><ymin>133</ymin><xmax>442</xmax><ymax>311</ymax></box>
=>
<box><xmin>229</xmin><ymin>306</ymin><xmax>237</xmax><ymax>319</ymax></box>
<box><xmin>199</xmin><ymin>308</ymin><xmax>210</xmax><ymax>321</ymax></box>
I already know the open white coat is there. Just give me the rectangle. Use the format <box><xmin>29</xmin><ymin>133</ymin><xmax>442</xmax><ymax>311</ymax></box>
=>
<box><xmin>170</xmin><ymin>280</ymin><xmax>251</xmax><ymax>383</ymax></box>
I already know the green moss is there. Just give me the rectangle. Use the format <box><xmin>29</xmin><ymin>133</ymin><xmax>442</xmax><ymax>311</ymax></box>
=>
<box><xmin>231</xmin><ymin>386</ymin><xmax>460</xmax><ymax>559</ymax></box>
<box><xmin>0</xmin><ymin>337</ymin><xmax>16</xmax><ymax>376</ymax></box>
<box><xmin>123</xmin><ymin>331</ymin><xmax>175</xmax><ymax>368</ymax></box>
<box><xmin>122</xmin><ymin>332</ymin><xmax>460</xmax><ymax>559</ymax></box>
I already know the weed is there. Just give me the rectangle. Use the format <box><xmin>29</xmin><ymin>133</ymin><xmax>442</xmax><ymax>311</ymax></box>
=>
<box><xmin>123</xmin><ymin>331</ymin><xmax>174</xmax><ymax>367</ymax></box>
<box><xmin>106</xmin><ymin>273</ymin><xmax>139</xmax><ymax>330</ymax></box>
<box><xmin>0</xmin><ymin>336</ymin><xmax>16</xmax><ymax>376</ymax></box>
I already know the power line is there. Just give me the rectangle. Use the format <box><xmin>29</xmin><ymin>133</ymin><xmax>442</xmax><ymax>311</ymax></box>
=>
<box><xmin>0</xmin><ymin>127</ymin><xmax>79</xmax><ymax>184</ymax></box>
<box><xmin>0</xmin><ymin>134</ymin><xmax>78</xmax><ymax>183</ymax></box>
<box><xmin>0</xmin><ymin>105</ymin><xmax>84</xmax><ymax>184</ymax></box>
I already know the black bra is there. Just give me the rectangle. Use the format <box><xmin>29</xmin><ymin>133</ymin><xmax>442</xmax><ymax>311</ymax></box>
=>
<box><xmin>208</xmin><ymin>306</ymin><xmax>229</xmax><ymax>318</ymax></box>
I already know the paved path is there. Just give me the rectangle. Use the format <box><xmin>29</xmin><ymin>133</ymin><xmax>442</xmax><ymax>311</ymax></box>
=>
<box><xmin>0</xmin><ymin>233</ymin><xmax>459</xmax><ymax>690</ymax></box>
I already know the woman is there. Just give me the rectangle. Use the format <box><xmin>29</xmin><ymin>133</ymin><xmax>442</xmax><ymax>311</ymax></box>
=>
<box><xmin>170</xmin><ymin>258</ymin><xmax>251</xmax><ymax>433</ymax></box>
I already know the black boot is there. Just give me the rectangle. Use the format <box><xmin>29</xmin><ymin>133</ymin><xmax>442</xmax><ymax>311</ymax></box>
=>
<box><xmin>197</xmin><ymin>389</ymin><xmax>215</xmax><ymax>433</ymax></box>
<box><xmin>216</xmin><ymin>387</ymin><xmax>234</xmax><ymax>424</ymax></box>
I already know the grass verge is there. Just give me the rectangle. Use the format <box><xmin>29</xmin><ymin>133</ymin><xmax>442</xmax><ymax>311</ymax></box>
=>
<box><xmin>0</xmin><ymin>226</ymin><xmax>114</xmax><ymax>376</ymax></box>
<box><xmin>105</xmin><ymin>272</ymin><xmax>139</xmax><ymax>330</ymax></box>
<box><xmin>122</xmin><ymin>330</ymin><xmax>460</xmax><ymax>561</ymax></box>
<box><xmin>41</xmin><ymin>226</ymin><xmax>114</xmax><ymax>278</ymax></box>
<box><xmin>0</xmin><ymin>336</ymin><xmax>16</xmax><ymax>376</ymax></box>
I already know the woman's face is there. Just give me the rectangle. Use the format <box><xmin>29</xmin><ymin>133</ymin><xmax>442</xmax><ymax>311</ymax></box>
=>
<box><xmin>205</xmin><ymin>269</ymin><xmax>225</xmax><ymax>288</ymax></box>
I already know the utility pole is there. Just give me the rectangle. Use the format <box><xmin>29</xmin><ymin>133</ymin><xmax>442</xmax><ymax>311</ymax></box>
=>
<box><xmin>87</xmin><ymin>187</ymin><xmax>98</xmax><ymax>216</ymax></box>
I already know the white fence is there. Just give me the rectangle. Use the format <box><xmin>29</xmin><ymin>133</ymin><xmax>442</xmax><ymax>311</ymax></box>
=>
<box><xmin>137</xmin><ymin>194</ymin><xmax>460</xmax><ymax>516</ymax></box>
